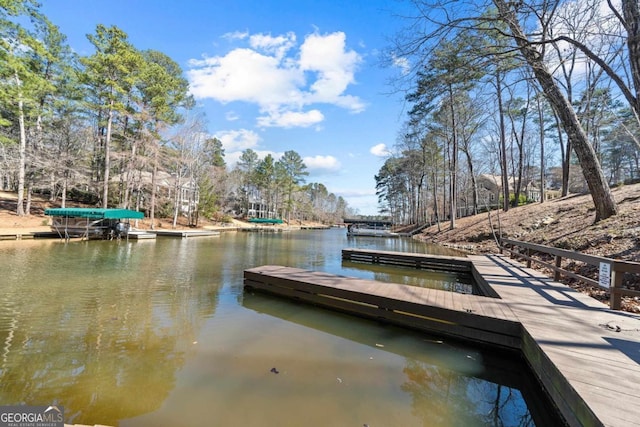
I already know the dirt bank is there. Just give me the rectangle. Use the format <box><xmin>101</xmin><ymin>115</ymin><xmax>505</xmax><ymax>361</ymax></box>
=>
<box><xmin>417</xmin><ymin>183</ymin><xmax>640</xmax><ymax>311</ymax></box>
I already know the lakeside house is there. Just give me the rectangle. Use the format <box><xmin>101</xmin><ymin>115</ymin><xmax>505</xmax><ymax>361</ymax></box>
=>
<box><xmin>475</xmin><ymin>174</ymin><xmax>560</xmax><ymax>208</ymax></box>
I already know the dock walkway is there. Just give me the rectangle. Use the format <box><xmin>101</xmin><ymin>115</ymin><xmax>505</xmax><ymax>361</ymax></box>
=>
<box><xmin>244</xmin><ymin>250</ymin><xmax>640</xmax><ymax>427</ymax></box>
<box><xmin>152</xmin><ymin>229</ymin><xmax>220</xmax><ymax>238</ymax></box>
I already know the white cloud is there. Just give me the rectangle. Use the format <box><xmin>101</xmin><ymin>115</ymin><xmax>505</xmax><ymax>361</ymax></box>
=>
<box><xmin>370</xmin><ymin>143</ymin><xmax>390</xmax><ymax>157</ymax></box>
<box><xmin>225</xmin><ymin>111</ymin><xmax>240</xmax><ymax>121</ymax></box>
<box><xmin>187</xmin><ymin>30</ymin><xmax>365</xmax><ymax>128</ymax></box>
<box><xmin>249</xmin><ymin>32</ymin><xmax>296</xmax><ymax>59</ymax></box>
<box><xmin>257</xmin><ymin>109</ymin><xmax>324</xmax><ymax>128</ymax></box>
<box><xmin>392</xmin><ymin>53</ymin><xmax>410</xmax><ymax>76</ymax></box>
<box><xmin>303</xmin><ymin>155</ymin><xmax>341</xmax><ymax>172</ymax></box>
<box><xmin>188</xmin><ymin>48</ymin><xmax>304</xmax><ymax>105</ymax></box>
<box><xmin>299</xmin><ymin>32</ymin><xmax>365</xmax><ymax>111</ymax></box>
<box><xmin>214</xmin><ymin>129</ymin><xmax>260</xmax><ymax>152</ymax></box>
<box><xmin>222</xmin><ymin>31</ymin><xmax>249</xmax><ymax>41</ymax></box>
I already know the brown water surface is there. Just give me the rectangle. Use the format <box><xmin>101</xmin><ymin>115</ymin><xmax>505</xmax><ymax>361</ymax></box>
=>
<box><xmin>0</xmin><ymin>229</ymin><xmax>559</xmax><ymax>426</ymax></box>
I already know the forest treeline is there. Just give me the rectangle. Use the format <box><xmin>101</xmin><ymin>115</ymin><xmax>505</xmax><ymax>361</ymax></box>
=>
<box><xmin>377</xmin><ymin>0</ymin><xmax>640</xmax><ymax>228</ymax></box>
<box><xmin>0</xmin><ymin>1</ymin><xmax>352</xmax><ymax>226</ymax></box>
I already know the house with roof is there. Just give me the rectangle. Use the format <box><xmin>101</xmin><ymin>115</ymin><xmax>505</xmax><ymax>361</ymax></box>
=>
<box><xmin>476</xmin><ymin>174</ymin><xmax>549</xmax><ymax>207</ymax></box>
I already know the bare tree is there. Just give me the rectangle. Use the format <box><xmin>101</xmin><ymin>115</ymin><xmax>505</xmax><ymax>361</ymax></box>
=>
<box><xmin>392</xmin><ymin>0</ymin><xmax>619</xmax><ymax>220</ymax></box>
<box><xmin>493</xmin><ymin>0</ymin><xmax>618</xmax><ymax>220</ymax></box>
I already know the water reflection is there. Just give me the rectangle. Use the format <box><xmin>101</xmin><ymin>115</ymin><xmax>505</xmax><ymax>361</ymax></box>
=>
<box><xmin>241</xmin><ymin>292</ymin><xmax>556</xmax><ymax>427</ymax></box>
<box><xmin>0</xmin><ymin>230</ymin><xmax>560</xmax><ymax>426</ymax></box>
<box><xmin>0</xmin><ymin>240</ymin><xmax>218</xmax><ymax>425</ymax></box>
<box><xmin>342</xmin><ymin>261</ymin><xmax>476</xmax><ymax>294</ymax></box>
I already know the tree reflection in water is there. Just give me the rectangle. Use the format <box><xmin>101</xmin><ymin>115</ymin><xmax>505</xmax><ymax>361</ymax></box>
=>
<box><xmin>1</xmin><ymin>232</ymin><xmax>552</xmax><ymax>426</ymax></box>
<box><xmin>402</xmin><ymin>359</ymin><xmax>535</xmax><ymax>426</ymax></box>
<box><xmin>0</xmin><ymin>240</ymin><xmax>218</xmax><ymax>426</ymax></box>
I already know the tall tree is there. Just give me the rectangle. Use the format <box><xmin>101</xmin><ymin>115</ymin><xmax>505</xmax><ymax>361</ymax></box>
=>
<box><xmin>27</xmin><ymin>18</ymin><xmax>78</xmax><ymax>212</ymax></box>
<box><xmin>135</xmin><ymin>49</ymin><xmax>191</xmax><ymax>226</ymax></box>
<box><xmin>395</xmin><ymin>1</ymin><xmax>620</xmax><ymax>220</ymax></box>
<box><xmin>0</xmin><ymin>0</ymin><xmax>51</xmax><ymax>215</ymax></box>
<box><xmin>407</xmin><ymin>35</ymin><xmax>481</xmax><ymax>228</ymax></box>
<box><xmin>493</xmin><ymin>0</ymin><xmax>618</xmax><ymax>220</ymax></box>
<box><xmin>81</xmin><ymin>25</ymin><xmax>141</xmax><ymax>208</ymax></box>
<box><xmin>203</xmin><ymin>137</ymin><xmax>226</xmax><ymax>168</ymax></box>
<box><xmin>276</xmin><ymin>150</ymin><xmax>308</xmax><ymax>223</ymax></box>
<box><xmin>236</xmin><ymin>148</ymin><xmax>259</xmax><ymax>215</ymax></box>
<box><xmin>254</xmin><ymin>154</ymin><xmax>278</xmax><ymax>217</ymax></box>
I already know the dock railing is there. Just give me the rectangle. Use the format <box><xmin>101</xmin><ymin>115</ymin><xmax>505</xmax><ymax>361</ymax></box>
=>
<box><xmin>500</xmin><ymin>238</ymin><xmax>640</xmax><ymax>310</ymax></box>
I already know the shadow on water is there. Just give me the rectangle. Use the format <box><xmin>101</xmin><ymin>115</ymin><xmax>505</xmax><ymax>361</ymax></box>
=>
<box><xmin>241</xmin><ymin>292</ymin><xmax>563</xmax><ymax>427</ymax></box>
<box><xmin>341</xmin><ymin>260</ymin><xmax>477</xmax><ymax>294</ymax></box>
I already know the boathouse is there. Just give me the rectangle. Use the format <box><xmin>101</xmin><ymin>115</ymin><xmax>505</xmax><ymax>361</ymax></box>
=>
<box><xmin>45</xmin><ymin>207</ymin><xmax>144</xmax><ymax>240</ymax></box>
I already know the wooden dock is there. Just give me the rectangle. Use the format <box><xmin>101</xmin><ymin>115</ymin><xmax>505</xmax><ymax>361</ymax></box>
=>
<box><xmin>153</xmin><ymin>229</ymin><xmax>220</xmax><ymax>238</ymax></box>
<box><xmin>126</xmin><ymin>230</ymin><xmax>156</xmax><ymax>240</ymax></box>
<box><xmin>0</xmin><ymin>232</ymin><xmax>35</xmax><ymax>240</ymax></box>
<box><xmin>244</xmin><ymin>250</ymin><xmax>640</xmax><ymax>427</ymax></box>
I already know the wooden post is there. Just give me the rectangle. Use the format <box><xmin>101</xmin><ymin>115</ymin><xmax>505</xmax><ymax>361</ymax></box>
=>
<box><xmin>526</xmin><ymin>248</ymin><xmax>532</xmax><ymax>268</ymax></box>
<box><xmin>554</xmin><ymin>256</ymin><xmax>562</xmax><ymax>281</ymax></box>
<box><xmin>610</xmin><ymin>267</ymin><xmax>623</xmax><ymax>310</ymax></box>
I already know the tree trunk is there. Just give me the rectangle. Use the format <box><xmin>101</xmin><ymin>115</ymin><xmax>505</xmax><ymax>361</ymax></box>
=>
<box><xmin>102</xmin><ymin>100</ymin><xmax>114</xmax><ymax>208</ymax></box>
<box><xmin>172</xmin><ymin>173</ymin><xmax>181</xmax><ymax>229</ymax></box>
<box><xmin>463</xmin><ymin>148</ymin><xmax>479</xmax><ymax>215</ymax></box>
<box><xmin>150</xmin><ymin>144</ymin><xmax>158</xmax><ymax>230</ymax></box>
<box><xmin>448</xmin><ymin>85</ymin><xmax>458</xmax><ymax>230</ymax></box>
<box><xmin>432</xmin><ymin>170</ymin><xmax>441</xmax><ymax>232</ymax></box>
<box><xmin>25</xmin><ymin>182</ymin><xmax>32</xmax><ymax>215</ymax></box>
<box><xmin>61</xmin><ymin>173</ymin><xmax>67</xmax><ymax>208</ymax></box>
<box><xmin>623</xmin><ymin>0</ymin><xmax>640</xmax><ymax>117</ymax></box>
<box><xmin>495</xmin><ymin>0</ymin><xmax>618</xmax><ymax>221</ymax></box>
<box><xmin>15</xmin><ymin>72</ymin><xmax>27</xmax><ymax>216</ymax></box>
<box><xmin>496</xmin><ymin>71</ymin><xmax>509</xmax><ymax>212</ymax></box>
<box><xmin>537</xmin><ymin>95</ymin><xmax>546</xmax><ymax>203</ymax></box>
<box><xmin>123</xmin><ymin>137</ymin><xmax>140</xmax><ymax>209</ymax></box>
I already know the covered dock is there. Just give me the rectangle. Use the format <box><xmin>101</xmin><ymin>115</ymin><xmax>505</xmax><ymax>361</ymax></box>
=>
<box><xmin>248</xmin><ymin>218</ymin><xmax>284</xmax><ymax>224</ymax></box>
<box><xmin>343</xmin><ymin>218</ymin><xmax>396</xmax><ymax>237</ymax></box>
<box><xmin>45</xmin><ymin>207</ymin><xmax>144</xmax><ymax>240</ymax></box>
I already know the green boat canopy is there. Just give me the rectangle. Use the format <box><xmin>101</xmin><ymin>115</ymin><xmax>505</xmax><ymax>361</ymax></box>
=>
<box><xmin>248</xmin><ymin>218</ymin><xmax>283</xmax><ymax>224</ymax></box>
<box><xmin>45</xmin><ymin>208</ymin><xmax>144</xmax><ymax>220</ymax></box>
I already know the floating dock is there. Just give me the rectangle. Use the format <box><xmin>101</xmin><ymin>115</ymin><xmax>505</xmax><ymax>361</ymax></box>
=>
<box><xmin>152</xmin><ymin>229</ymin><xmax>220</xmax><ymax>238</ymax></box>
<box><xmin>244</xmin><ymin>250</ymin><xmax>640</xmax><ymax>427</ymax></box>
<box><xmin>126</xmin><ymin>230</ymin><xmax>156</xmax><ymax>240</ymax></box>
<box><xmin>0</xmin><ymin>232</ymin><xmax>35</xmax><ymax>240</ymax></box>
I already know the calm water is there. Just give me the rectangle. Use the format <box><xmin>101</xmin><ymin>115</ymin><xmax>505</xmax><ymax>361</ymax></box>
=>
<box><xmin>0</xmin><ymin>229</ymin><xmax>559</xmax><ymax>426</ymax></box>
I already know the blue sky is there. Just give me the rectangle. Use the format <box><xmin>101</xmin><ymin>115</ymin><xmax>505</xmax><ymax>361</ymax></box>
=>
<box><xmin>40</xmin><ymin>0</ymin><xmax>413</xmax><ymax>215</ymax></box>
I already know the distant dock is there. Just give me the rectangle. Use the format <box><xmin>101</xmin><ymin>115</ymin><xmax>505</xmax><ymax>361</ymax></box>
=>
<box><xmin>0</xmin><ymin>230</ymin><xmax>60</xmax><ymax>240</ymax></box>
<box><xmin>152</xmin><ymin>229</ymin><xmax>220</xmax><ymax>238</ymax></box>
<box><xmin>126</xmin><ymin>230</ymin><xmax>156</xmax><ymax>240</ymax></box>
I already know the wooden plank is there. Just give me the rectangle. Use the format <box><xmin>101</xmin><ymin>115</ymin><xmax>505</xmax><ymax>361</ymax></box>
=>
<box><xmin>245</xmin><ymin>266</ymin><xmax>521</xmax><ymax>345</ymax></box>
<box><xmin>246</xmin><ymin>252</ymin><xmax>640</xmax><ymax>427</ymax></box>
